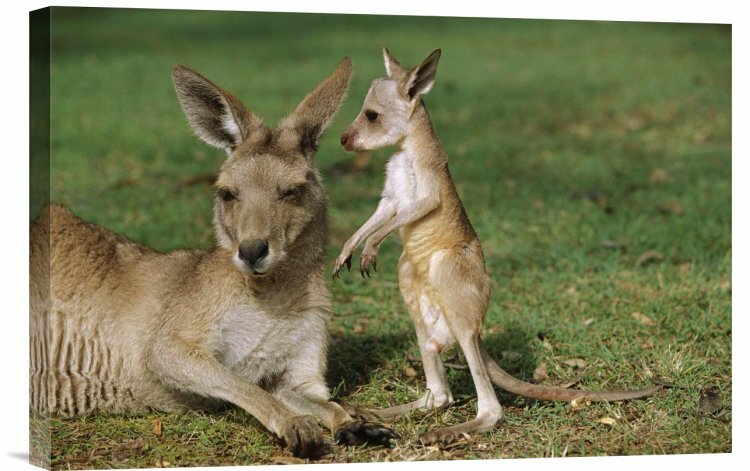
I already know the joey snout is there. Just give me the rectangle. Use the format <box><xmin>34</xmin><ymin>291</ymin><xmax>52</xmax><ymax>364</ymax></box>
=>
<box><xmin>340</xmin><ymin>128</ymin><xmax>357</xmax><ymax>152</ymax></box>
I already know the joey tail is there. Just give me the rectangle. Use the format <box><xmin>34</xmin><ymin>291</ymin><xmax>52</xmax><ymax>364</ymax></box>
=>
<box><xmin>480</xmin><ymin>346</ymin><xmax>663</xmax><ymax>402</ymax></box>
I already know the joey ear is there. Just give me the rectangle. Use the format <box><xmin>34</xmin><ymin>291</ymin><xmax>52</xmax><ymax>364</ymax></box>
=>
<box><xmin>277</xmin><ymin>57</ymin><xmax>353</xmax><ymax>157</ymax></box>
<box><xmin>383</xmin><ymin>47</ymin><xmax>407</xmax><ymax>79</ymax></box>
<box><xmin>402</xmin><ymin>49</ymin><xmax>441</xmax><ymax>101</ymax></box>
<box><xmin>172</xmin><ymin>65</ymin><xmax>265</xmax><ymax>152</ymax></box>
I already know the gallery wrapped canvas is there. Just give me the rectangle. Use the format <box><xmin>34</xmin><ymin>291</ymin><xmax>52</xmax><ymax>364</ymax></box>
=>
<box><xmin>29</xmin><ymin>6</ymin><xmax>731</xmax><ymax>469</ymax></box>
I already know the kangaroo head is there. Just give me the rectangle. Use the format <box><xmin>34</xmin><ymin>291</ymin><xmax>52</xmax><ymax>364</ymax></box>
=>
<box><xmin>173</xmin><ymin>58</ymin><xmax>352</xmax><ymax>277</ymax></box>
<box><xmin>340</xmin><ymin>48</ymin><xmax>440</xmax><ymax>152</ymax></box>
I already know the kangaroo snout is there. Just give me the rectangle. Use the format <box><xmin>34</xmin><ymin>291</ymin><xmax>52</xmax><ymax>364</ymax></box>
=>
<box><xmin>238</xmin><ymin>239</ymin><xmax>270</xmax><ymax>270</ymax></box>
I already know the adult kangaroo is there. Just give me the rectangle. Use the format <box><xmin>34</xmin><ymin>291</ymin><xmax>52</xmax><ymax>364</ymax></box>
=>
<box><xmin>30</xmin><ymin>57</ymin><xmax>395</xmax><ymax>458</ymax></box>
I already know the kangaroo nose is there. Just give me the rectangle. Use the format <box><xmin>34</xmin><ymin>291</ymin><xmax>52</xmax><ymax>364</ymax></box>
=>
<box><xmin>238</xmin><ymin>239</ymin><xmax>269</xmax><ymax>266</ymax></box>
<box><xmin>340</xmin><ymin>133</ymin><xmax>349</xmax><ymax>147</ymax></box>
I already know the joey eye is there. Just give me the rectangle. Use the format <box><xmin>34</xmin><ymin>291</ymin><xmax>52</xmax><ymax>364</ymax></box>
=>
<box><xmin>365</xmin><ymin>110</ymin><xmax>379</xmax><ymax>122</ymax></box>
<box><xmin>218</xmin><ymin>189</ymin><xmax>237</xmax><ymax>202</ymax></box>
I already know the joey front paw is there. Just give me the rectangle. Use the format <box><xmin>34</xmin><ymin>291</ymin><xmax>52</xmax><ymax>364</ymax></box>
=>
<box><xmin>359</xmin><ymin>250</ymin><xmax>377</xmax><ymax>278</ymax></box>
<box><xmin>332</xmin><ymin>252</ymin><xmax>353</xmax><ymax>280</ymax></box>
<box><xmin>282</xmin><ymin>415</ymin><xmax>326</xmax><ymax>459</ymax></box>
<box><xmin>335</xmin><ymin>421</ymin><xmax>400</xmax><ymax>447</ymax></box>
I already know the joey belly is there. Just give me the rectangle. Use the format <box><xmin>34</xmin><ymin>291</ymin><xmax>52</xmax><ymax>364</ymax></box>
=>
<box><xmin>419</xmin><ymin>293</ymin><xmax>456</xmax><ymax>353</ymax></box>
<box><xmin>399</xmin><ymin>260</ymin><xmax>457</xmax><ymax>355</ymax></box>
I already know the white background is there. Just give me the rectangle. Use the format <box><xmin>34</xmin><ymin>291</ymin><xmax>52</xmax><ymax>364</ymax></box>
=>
<box><xmin>1</xmin><ymin>1</ymin><xmax>744</xmax><ymax>471</ymax></box>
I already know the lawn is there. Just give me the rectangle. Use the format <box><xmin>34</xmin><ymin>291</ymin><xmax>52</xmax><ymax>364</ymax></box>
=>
<box><xmin>32</xmin><ymin>7</ymin><xmax>731</xmax><ymax>468</ymax></box>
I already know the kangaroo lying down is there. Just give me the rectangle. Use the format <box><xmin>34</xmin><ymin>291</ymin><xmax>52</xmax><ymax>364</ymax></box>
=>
<box><xmin>333</xmin><ymin>48</ymin><xmax>662</xmax><ymax>445</ymax></box>
<box><xmin>30</xmin><ymin>57</ymin><xmax>396</xmax><ymax>458</ymax></box>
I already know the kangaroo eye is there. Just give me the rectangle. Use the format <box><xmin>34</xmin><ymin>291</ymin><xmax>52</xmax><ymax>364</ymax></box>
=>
<box><xmin>365</xmin><ymin>110</ymin><xmax>379</xmax><ymax>122</ymax></box>
<box><xmin>218</xmin><ymin>189</ymin><xmax>237</xmax><ymax>202</ymax></box>
<box><xmin>280</xmin><ymin>185</ymin><xmax>306</xmax><ymax>202</ymax></box>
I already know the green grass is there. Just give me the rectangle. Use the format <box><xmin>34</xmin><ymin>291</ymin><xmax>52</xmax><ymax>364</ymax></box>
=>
<box><xmin>33</xmin><ymin>7</ymin><xmax>731</xmax><ymax>468</ymax></box>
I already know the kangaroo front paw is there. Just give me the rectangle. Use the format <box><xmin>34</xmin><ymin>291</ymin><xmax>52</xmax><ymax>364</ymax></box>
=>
<box><xmin>282</xmin><ymin>415</ymin><xmax>326</xmax><ymax>459</ymax></box>
<box><xmin>335</xmin><ymin>421</ymin><xmax>400</xmax><ymax>447</ymax></box>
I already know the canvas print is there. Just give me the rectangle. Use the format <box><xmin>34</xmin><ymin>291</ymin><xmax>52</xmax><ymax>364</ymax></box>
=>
<box><xmin>29</xmin><ymin>7</ymin><xmax>731</xmax><ymax>469</ymax></box>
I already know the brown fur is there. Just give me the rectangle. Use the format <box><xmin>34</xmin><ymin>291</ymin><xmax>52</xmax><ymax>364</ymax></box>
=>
<box><xmin>334</xmin><ymin>48</ymin><xmax>661</xmax><ymax>445</ymax></box>
<box><xmin>29</xmin><ymin>58</ymin><xmax>396</xmax><ymax>458</ymax></box>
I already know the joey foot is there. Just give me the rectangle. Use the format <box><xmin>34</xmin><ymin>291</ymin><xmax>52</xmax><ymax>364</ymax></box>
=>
<box><xmin>418</xmin><ymin>428</ymin><xmax>463</xmax><ymax>446</ymax></box>
<box><xmin>417</xmin><ymin>415</ymin><xmax>505</xmax><ymax>446</ymax></box>
<box><xmin>340</xmin><ymin>402</ymin><xmax>381</xmax><ymax>423</ymax></box>
<box><xmin>417</xmin><ymin>425</ymin><xmax>477</xmax><ymax>447</ymax></box>
<box><xmin>281</xmin><ymin>415</ymin><xmax>326</xmax><ymax>459</ymax></box>
<box><xmin>335</xmin><ymin>420</ymin><xmax>400</xmax><ymax>447</ymax></box>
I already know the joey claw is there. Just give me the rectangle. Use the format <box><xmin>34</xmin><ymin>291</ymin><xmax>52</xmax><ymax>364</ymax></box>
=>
<box><xmin>359</xmin><ymin>253</ymin><xmax>377</xmax><ymax>278</ymax></box>
<box><xmin>333</xmin><ymin>254</ymin><xmax>353</xmax><ymax>281</ymax></box>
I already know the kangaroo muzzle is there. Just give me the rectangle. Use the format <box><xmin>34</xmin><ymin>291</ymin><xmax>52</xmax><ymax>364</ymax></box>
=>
<box><xmin>238</xmin><ymin>239</ymin><xmax>270</xmax><ymax>272</ymax></box>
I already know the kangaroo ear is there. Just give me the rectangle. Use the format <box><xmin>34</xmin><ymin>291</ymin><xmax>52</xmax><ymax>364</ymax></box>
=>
<box><xmin>383</xmin><ymin>47</ymin><xmax>407</xmax><ymax>79</ymax></box>
<box><xmin>401</xmin><ymin>49</ymin><xmax>441</xmax><ymax>101</ymax></box>
<box><xmin>172</xmin><ymin>65</ymin><xmax>265</xmax><ymax>152</ymax></box>
<box><xmin>277</xmin><ymin>57</ymin><xmax>353</xmax><ymax>157</ymax></box>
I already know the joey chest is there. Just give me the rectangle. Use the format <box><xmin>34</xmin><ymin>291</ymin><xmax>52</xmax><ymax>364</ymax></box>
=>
<box><xmin>384</xmin><ymin>151</ymin><xmax>419</xmax><ymax>209</ymax></box>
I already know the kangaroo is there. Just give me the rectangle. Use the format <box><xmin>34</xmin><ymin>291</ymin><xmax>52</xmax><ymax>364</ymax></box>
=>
<box><xmin>333</xmin><ymin>48</ymin><xmax>662</xmax><ymax>445</ymax></box>
<box><xmin>29</xmin><ymin>57</ymin><xmax>397</xmax><ymax>459</ymax></box>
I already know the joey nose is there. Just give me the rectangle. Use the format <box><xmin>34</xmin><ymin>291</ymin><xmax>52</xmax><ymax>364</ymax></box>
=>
<box><xmin>340</xmin><ymin>130</ymin><xmax>356</xmax><ymax>151</ymax></box>
<box><xmin>238</xmin><ymin>239</ymin><xmax>269</xmax><ymax>267</ymax></box>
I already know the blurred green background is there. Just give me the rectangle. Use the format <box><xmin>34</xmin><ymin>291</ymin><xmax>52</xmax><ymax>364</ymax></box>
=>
<box><xmin>39</xmin><ymin>7</ymin><xmax>730</xmax><ymax>467</ymax></box>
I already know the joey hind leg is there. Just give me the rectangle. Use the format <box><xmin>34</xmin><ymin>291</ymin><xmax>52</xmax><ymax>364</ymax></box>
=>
<box><xmin>367</xmin><ymin>261</ymin><xmax>454</xmax><ymax>419</ymax></box>
<box><xmin>371</xmin><ymin>324</ymin><xmax>453</xmax><ymax>419</ymax></box>
<box><xmin>417</xmin><ymin>332</ymin><xmax>504</xmax><ymax>445</ymax></box>
<box><xmin>418</xmin><ymin>259</ymin><xmax>503</xmax><ymax>445</ymax></box>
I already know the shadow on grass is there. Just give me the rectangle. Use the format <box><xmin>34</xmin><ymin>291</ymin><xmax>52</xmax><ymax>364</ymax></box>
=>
<box><xmin>326</xmin><ymin>331</ymin><xmax>414</xmax><ymax>396</ymax></box>
<box><xmin>326</xmin><ymin>328</ymin><xmax>545</xmax><ymax>403</ymax></box>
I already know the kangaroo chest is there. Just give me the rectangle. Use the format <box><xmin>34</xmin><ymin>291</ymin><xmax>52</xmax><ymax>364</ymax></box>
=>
<box><xmin>216</xmin><ymin>303</ymin><xmax>315</xmax><ymax>383</ymax></box>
